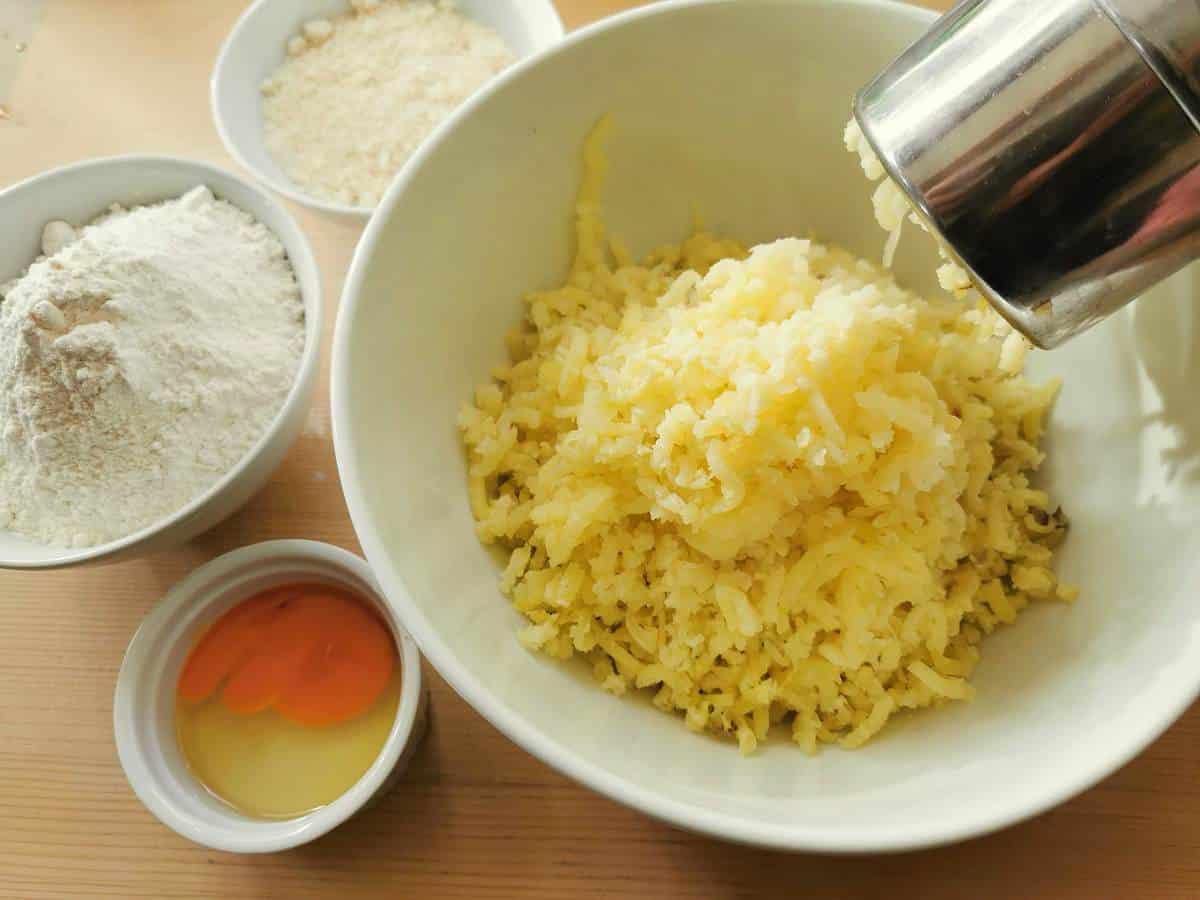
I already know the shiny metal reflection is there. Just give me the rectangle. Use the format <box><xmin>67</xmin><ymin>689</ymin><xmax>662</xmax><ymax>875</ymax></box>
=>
<box><xmin>854</xmin><ymin>0</ymin><xmax>1200</xmax><ymax>348</ymax></box>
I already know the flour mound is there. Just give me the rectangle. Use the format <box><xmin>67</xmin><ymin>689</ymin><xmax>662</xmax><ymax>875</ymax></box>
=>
<box><xmin>0</xmin><ymin>186</ymin><xmax>305</xmax><ymax>547</ymax></box>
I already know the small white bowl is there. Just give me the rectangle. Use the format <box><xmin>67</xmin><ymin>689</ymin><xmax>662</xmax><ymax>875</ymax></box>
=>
<box><xmin>212</xmin><ymin>0</ymin><xmax>565</xmax><ymax>220</ymax></box>
<box><xmin>333</xmin><ymin>0</ymin><xmax>1200</xmax><ymax>852</ymax></box>
<box><xmin>114</xmin><ymin>540</ymin><xmax>428</xmax><ymax>854</ymax></box>
<box><xmin>0</xmin><ymin>156</ymin><xmax>322</xmax><ymax>569</ymax></box>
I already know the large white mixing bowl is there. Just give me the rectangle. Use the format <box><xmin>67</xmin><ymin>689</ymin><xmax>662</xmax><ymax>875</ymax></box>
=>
<box><xmin>333</xmin><ymin>0</ymin><xmax>1200</xmax><ymax>851</ymax></box>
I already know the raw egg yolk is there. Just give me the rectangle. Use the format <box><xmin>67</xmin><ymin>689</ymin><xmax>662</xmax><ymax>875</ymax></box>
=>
<box><xmin>177</xmin><ymin>584</ymin><xmax>395</xmax><ymax>727</ymax></box>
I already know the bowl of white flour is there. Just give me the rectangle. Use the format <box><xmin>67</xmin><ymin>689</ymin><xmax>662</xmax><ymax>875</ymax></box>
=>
<box><xmin>0</xmin><ymin>156</ymin><xmax>322</xmax><ymax>568</ymax></box>
<box><xmin>212</xmin><ymin>0</ymin><xmax>564</xmax><ymax>219</ymax></box>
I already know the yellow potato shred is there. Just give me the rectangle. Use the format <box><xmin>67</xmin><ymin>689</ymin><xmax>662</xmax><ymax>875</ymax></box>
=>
<box><xmin>459</xmin><ymin>119</ymin><xmax>1072</xmax><ymax>754</ymax></box>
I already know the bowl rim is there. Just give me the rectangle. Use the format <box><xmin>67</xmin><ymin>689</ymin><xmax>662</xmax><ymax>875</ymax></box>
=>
<box><xmin>210</xmin><ymin>0</ymin><xmax>567</xmax><ymax>220</ymax></box>
<box><xmin>113</xmin><ymin>539</ymin><xmax>425</xmax><ymax>853</ymax></box>
<box><xmin>0</xmin><ymin>155</ymin><xmax>323</xmax><ymax>569</ymax></box>
<box><xmin>331</xmin><ymin>0</ymin><xmax>1200</xmax><ymax>852</ymax></box>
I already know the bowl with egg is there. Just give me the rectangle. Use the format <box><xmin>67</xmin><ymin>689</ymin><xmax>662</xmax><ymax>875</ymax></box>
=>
<box><xmin>114</xmin><ymin>540</ymin><xmax>427</xmax><ymax>853</ymax></box>
<box><xmin>0</xmin><ymin>156</ymin><xmax>321</xmax><ymax>568</ymax></box>
<box><xmin>331</xmin><ymin>0</ymin><xmax>1200</xmax><ymax>851</ymax></box>
<box><xmin>211</xmin><ymin>0</ymin><xmax>565</xmax><ymax>219</ymax></box>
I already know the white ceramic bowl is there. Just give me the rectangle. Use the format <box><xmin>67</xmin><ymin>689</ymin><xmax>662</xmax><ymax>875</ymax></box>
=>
<box><xmin>332</xmin><ymin>0</ymin><xmax>1200</xmax><ymax>851</ymax></box>
<box><xmin>0</xmin><ymin>157</ymin><xmax>322</xmax><ymax>569</ymax></box>
<box><xmin>114</xmin><ymin>540</ymin><xmax>428</xmax><ymax>854</ymax></box>
<box><xmin>212</xmin><ymin>0</ymin><xmax>565</xmax><ymax>220</ymax></box>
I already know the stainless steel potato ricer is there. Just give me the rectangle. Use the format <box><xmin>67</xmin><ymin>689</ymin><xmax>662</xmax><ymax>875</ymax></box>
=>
<box><xmin>854</xmin><ymin>0</ymin><xmax>1200</xmax><ymax>347</ymax></box>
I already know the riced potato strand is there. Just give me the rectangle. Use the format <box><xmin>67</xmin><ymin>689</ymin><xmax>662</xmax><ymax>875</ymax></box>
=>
<box><xmin>459</xmin><ymin>119</ymin><xmax>1072</xmax><ymax>754</ymax></box>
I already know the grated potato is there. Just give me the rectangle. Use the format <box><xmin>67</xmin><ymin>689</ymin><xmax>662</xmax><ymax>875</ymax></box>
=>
<box><xmin>459</xmin><ymin>118</ymin><xmax>1072</xmax><ymax>754</ymax></box>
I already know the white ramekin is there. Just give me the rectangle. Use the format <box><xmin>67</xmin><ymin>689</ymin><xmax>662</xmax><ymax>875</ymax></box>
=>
<box><xmin>114</xmin><ymin>540</ymin><xmax>427</xmax><ymax>853</ymax></box>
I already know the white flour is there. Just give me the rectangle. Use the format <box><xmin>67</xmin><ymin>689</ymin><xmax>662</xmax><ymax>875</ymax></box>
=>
<box><xmin>261</xmin><ymin>0</ymin><xmax>514</xmax><ymax>207</ymax></box>
<box><xmin>0</xmin><ymin>186</ymin><xmax>304</xmax><ymax>547</ymax></box>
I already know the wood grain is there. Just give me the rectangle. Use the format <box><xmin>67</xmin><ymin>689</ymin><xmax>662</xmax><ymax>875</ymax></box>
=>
<box><xmin>1</xmin><ymin>1</ymin><xmax>1197</xmax><ymax>898</ymax></box>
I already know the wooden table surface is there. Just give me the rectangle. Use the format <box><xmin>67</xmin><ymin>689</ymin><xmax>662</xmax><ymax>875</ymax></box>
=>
<box><xmin>2</xmin><ymin>1</ymin><xmax>1198</xmax><ymax>897</ymax></box>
